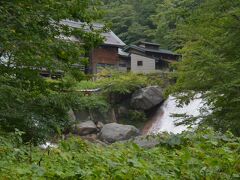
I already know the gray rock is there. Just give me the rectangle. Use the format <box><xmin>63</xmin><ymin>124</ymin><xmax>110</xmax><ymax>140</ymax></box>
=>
<box><xmin>131</xmin><ymin>86</ymin><xmax>164</xmax><ymax>110</ymax></box>
<box><xmin>117</xmin><ymin>105</ymin><xmax>129</xmax><ymax>119</ymax></box>
<box><xmin>96</xmin><ymin>121</ymin><xmax>104</xmax><ymax>130</ymax></box>
<box><xmin>81</xmin><ymin>133</ymin><xmax>98</xmax><ymax>142</ymax></box>
<box><xmin>74</xmin><ymin>109</ymin><xmax>116</xmax><ymax>124</ymax></box>
<box><xmin>99</xmin><ymin>123</ymin><xmax>139</xmax><ymax>143</ymax></box>
<box><xmin>74</xmin><ymin>121</ymin><xmax>98</xmax><ymax>136</ymax></box>
<box><xmin>118</xmin><ymin>106</ymin><xmax>129</xmax><ymax>115</ymax></box>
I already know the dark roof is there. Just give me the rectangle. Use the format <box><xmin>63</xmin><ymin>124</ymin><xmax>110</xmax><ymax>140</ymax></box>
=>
<box><xmin>137</xmin><ymin>41</ymin><xmax>160</xmax><ymax>47</ymax></box>
<box><xmin>118</xmin><ymin>49</ymin><xmax>130</xmax><ymax>57</ymax></box>
<box><xmin>125</xmin><ymin>45</ymin><xmax>179</xmax><ymax>56</ymax></box>
<box><xmin>60</xmin><ymin>20</ymin><xmax>125</xmax><ymax>47</ymax></box>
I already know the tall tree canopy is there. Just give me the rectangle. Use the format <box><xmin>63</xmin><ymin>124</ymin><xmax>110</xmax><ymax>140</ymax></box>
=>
<box><xmin>160</xmin><ymin>0</ymin><xmax>240</xmax><ymax>135</ymax></box>
<box><xmin>102</xmin><ymin>0</ymin><xmax>160</xmax><ymax>44</ymax></box>
<box><xmin>104</xmin><ymin>0</ymin><xmax>240</xmax><ymax>135</ymax></box>
<box><xmin>152</xmin><ymin>0</ymin><xmax>204</xmax><ymax>49</ymax></box>
<box><xmin>0</xmin><ymin>0</ymin><xmax>103</xmax><ymax>142</ymax></box>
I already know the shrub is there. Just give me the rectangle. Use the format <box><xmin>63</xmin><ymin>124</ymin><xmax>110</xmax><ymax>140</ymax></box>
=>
<box><xmin>128</xmin><ymin>110</ymin><xmax>147</xmax><ymax>122</ymax></box>
<box><xmin>0</xmin><ymin>129</ymin><xmax>239</xmax><ymax>179</ymax></box>
<box><xmin>96</xmin><ymin>70</ymin><xmax>148</xmax><ymax>95</ymax></box>
<box><xmin>74</xmin><ymin>94</ymin><xmax>109</xmax><ymax>114</ymax></box>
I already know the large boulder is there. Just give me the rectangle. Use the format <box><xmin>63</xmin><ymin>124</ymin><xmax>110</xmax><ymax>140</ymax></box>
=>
<box><xmin>131</xmin><ymin>86</ymin><xmax>164</xmax><ymax>110</ymax></box>
<box><xmin>73</xmin><ymin>121</ymin><xmax>98</xmax><ymax>136</ymax></box>
<box><xmin>96</xmin><ymin>121</ymin><xmax>104</xmax><ymax>130</ymax></box>
<box><xmin>99</xmin><ymin>123</ymin><xmax>139</xmax><ymax>143</ymax></box>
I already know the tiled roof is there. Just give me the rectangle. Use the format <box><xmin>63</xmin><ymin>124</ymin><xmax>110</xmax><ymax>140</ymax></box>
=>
<box><xmin>60</xmin><ymin>20</ymin><xmax>125</xmax><ymax>47</ymax></box>
<box><xmin>125</xmin><ymin>45</ymin><xmax>179</xmax><ymax>56</ymax></box>
<box><xmin>138</xmin><ymin>41</ymin><xmax>160</xmax><ymax>46</ymax></box>
<box><xmin>118</xmin><ymin>48</ymin><xmax>129</xmax><ymax>57</ymax></box>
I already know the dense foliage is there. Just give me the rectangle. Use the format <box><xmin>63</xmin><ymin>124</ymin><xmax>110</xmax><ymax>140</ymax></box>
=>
<box><xmin>103</xmin><ymin>0</ymin><xmax>240</xmax><ymax>136</ymax></box>
<box><xmin>102</xmin><ymin>0</ymin><xmax>160</xmax><ymax>44</ymax></box>
<box><xmin>96</xmin><ymin>70</ymin><xmax>148</xmax><ymax>95</ymax></box>
<box><xmin>152</xmin><ymin>0</ymin><xmax>204</xmax><ymax>50</ymax></box>
<box><xmin>161</xmin><ymin>0</ymin><xmax>240</xmax><ymax>135</ymax></box>
<box><xmin>73</xmin><ymin>71</ymin><xmax>150</xmax><ymax>122</ymax></box>
<box><xmin>0</xmin><ymin>1</ymin><xmax>104</xmax><ymax>142</ymax></box>
<box><xmin>0</xmin><ymin>129</ymin><xmax>239</xmax><ymax>179</ymax></box>
<box><xmin>73</xmin><ymin>70</ymin><xmax>166</xmax><ymax>125</ymax></box>
<box><xmin>0</xmin><ymin>1</ymin><xmax>240</xmax><ymax>178</ymax></box>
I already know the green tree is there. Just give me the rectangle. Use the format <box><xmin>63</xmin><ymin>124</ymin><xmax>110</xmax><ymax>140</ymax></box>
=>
<box><xmin>152</xmin><ymin>0</ymin><xmax>203</xmax><ymax>49</ymax></box>
<box><xmin>165</xmin><ymin>0</ymin><xmax>240</xmax><ymax>135</ymax></box>
<box><xmin>102</xmin><ymin>0</ymin><xmax>160</xmax><ymax>44</ymax></box>
<box><xmin>0</xmin><ymin>0</ymin><xmax>103</xmax><ymax>143</ymax></box>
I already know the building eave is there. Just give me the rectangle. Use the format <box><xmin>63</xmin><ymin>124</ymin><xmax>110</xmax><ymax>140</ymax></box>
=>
<box><xmin>60</xmin><ymin>19</ymin><xmax>125</xmax><ymax>47</ymax></box>
<box><xmin>125</xmin><ymin>45</ymin><xmax>180</xmax><ymax>56</ymax></box>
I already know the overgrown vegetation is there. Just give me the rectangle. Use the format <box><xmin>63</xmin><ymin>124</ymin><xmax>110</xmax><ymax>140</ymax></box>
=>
<box><xmin>0</xmin><ymin>129</ymin><xmax>239</xmax><ymax>179</ymax></box>
<box><xmin>76</xmin><ymin>95</ymin><xmax>109</xmax><ymax>114</ymax></box>
<box><xmin>73</xmin><ymin>70</ymin><xmax>159</xmax><ymax>125</ymax></box>
<box><xmin>162</xmin><ymin>0</ymin><xmax>240</xmax><ymax>136</ymax></box>
<box><xmin>96</xmin><ymin>70</ymin><xmax>148</xmax><ymax>95</ymax></box>
<box><xmin>1</xmin><ymin>0</ymin><xmax>240</xmax><ymax>178</ymax></box>
<box><xmin>70</xmin><ymin>70</ymin><xmax>169</xmax><ymax>128</ymax></box>
<box><xmin>0</xmin><ymin>0</ymin><xmax>104</xmax><ymax>143</ymax></box>
<box><xmin>102</xmin><ymin>0</ymin><xmax>160</xmax><ymax>44</ymax></box>
<box><xmin>103</xmin><ymin>0</ymin><xmax>240</xmax><ymax>135</ymax></box>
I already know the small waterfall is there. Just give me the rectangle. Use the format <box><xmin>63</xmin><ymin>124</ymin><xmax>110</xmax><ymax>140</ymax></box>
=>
<box><xmin>145</xmin><ymin>95</ymin><xmax>206</xmax><ymax>135</ymax></box>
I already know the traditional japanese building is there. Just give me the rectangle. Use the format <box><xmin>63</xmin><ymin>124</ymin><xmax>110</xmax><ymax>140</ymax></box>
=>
<box><xmin>124</xmin><ymin>41</ymin><xmax>180</xmax><ymax>73</ymax></box>
<box><xmin>59</xmin><ymin>20</ymin><xmax>180</xmax><ymax>74</ymax></box>
<box><xmin>90</xmin><ymin>31</ymin><xmax>126</xmax><ymax>73</ymax></box>
<box><xmin>60</xmin><ymin>20</ymin><xmax>126</xmax><ymax>74</ymax></box>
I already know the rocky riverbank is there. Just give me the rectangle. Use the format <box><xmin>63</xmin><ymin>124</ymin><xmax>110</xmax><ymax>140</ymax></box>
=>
<box><xmin>58</xmin><ymin>86</ymin><xmax>166</xmax><ymax>145</ymax></box>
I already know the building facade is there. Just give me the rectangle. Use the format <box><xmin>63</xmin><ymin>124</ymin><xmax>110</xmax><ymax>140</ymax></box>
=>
<box><xmin>125</xmin><ymin>41</ymin><xmax>180</xmax><ymax>73</ymax></box>
<box><xmin>130</xmin><ymin>54</ymin><xmax>156</xmax><ymax>73</ymax></box>
<box><xmin>59</xmin><ymin>20</ymin><xmax>180</xmax><ymax>74</ymax></box>
<box><xmin>60</xmin><ymin>20</ymin><xmax>126</xmax><ymax>74</ymax></box>
<box><xmin>89</xmin><ymin>31</ymin><xmax>126</xmax><ymax>73</ymax></box>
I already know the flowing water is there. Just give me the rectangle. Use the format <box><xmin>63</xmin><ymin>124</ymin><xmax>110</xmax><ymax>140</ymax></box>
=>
<box><xmin>143</xmin><ymin>95</ymin><xmax>206</xmax><ymax>135</ymax></box>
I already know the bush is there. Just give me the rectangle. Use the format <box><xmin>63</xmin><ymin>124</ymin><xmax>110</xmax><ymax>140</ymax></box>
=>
<box><xmin>0</xmin><ymin>84</ymin><xmax>78</xmax><ymax>143</ymax></box>
<box><xmin>96</xmin><ymin>70</ymin><xmax>148</xmax><ymax>95</ymax></box>
<box><xmin>128</xmin><ymin>110</ymin><xmax>147</xmax><ymax>122</ymax></box>
<box><xmin>74</xmin><ymin>80</ymin><xmax>99</xmax><ymax>90</ymax></box>
<box><xmin>74</xmin><ymin>94</ymin><xmax>109</xmax><ymax>114</ymax></box>
<box><xmin>0</xmin><ymin>129</ymin><xmax>239</xmax><ymax>179</ymax></box>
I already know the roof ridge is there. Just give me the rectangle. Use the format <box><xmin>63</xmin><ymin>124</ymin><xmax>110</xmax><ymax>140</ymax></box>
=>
<box><xmin>60</xmin><ymin>19</ymin><xmax>125</xmax><ymax>47</ymax></box>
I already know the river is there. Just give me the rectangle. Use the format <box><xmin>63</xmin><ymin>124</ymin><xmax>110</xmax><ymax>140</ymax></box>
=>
<box><xmin>143</xmin><ymin>95</ymin><xmax>206</xmax><ymax>135</ymax></box>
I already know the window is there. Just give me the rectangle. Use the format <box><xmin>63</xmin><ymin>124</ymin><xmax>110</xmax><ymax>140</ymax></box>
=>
<box><xmin>137</xmin><ymin>61</ymin><xmax>143</xmax><ymax>66</ymax></box>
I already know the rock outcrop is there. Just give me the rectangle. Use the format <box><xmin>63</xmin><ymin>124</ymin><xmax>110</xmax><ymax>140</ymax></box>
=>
<box><xmin>74</xmin><ymin>109</ymin><xmax>116</xmax><ymax>124</ymax></box>
<box><xmin>99</xmin><ymin>123</ymin><xmax>139</xmax><ymax>143</ymax></box>
<box><xmin>131</xmin><ymin>86</ymin><xmax>164</xmax><ymax>110</ymax></box>
<box><xmin>73</xmin><ymin>121</ymin><xmax>98</xmax><ymax>136</ymax></box>
<box><xmin>96</xmin><ymin>121</ymin><xmax>104</xmax><ymax>130</ymax></box>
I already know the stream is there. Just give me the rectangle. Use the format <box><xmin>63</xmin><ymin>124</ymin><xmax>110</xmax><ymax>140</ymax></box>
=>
<box><xmin>41</xmin><ymin>94</ymin><xmax>207</xmax><ymax>149</ymax></box>
<box><xmin>143</xmin><ymin>95</ymin><xmax>206</xmax><ymax>135</ymax></box>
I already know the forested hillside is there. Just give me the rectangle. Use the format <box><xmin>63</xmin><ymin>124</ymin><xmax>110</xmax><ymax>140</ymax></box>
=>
<box><xmin>164</xmin><ymin>0</ymin><xmax>240</xmax><ymax>136</ymax></box>
<box><xmin>102</xmin><ymin>0</ymin><xmax>196</xmax><ymax>49</ymax></box>
<box><xmin>103</xmin><ymin>0</ymin><xmax>240</xmax><ymax>136</ymax></box>
<box><xmin>102</xmin><ymin>0</ymin><xmax>160</xmax><ymax>45</ymax></box>
<box><xmin>0</xmin><ymin>0</ymin><xmax>240</xmax><ymax>179</ymax></box>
